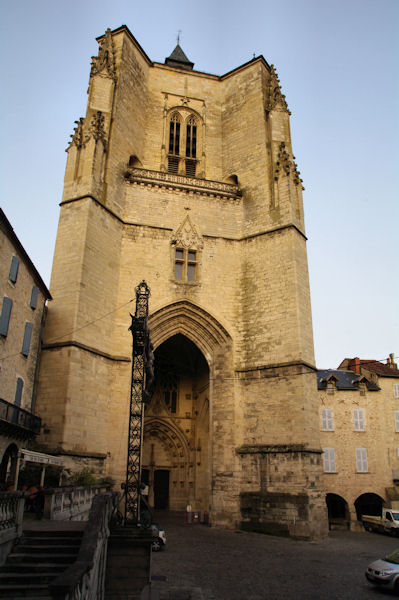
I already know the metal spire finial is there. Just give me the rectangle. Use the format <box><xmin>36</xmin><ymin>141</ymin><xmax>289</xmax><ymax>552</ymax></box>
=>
<box><xmin>177</xmin><ymin>30</ymin><xmax>182</xmax><ymax>45</ymax></box>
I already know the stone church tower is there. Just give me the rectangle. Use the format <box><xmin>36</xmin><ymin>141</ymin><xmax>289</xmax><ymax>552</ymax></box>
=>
<box><xmin>36</xmin><ymin>26</ymin><xmax>328</xmax><ymax>538</ymax></box>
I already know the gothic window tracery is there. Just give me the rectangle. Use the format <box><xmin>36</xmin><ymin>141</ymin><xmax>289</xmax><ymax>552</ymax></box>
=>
<box><xmin>165</xmin><ymin>109</ymin><xmax>202</xmax><ymax>177</ymax></box>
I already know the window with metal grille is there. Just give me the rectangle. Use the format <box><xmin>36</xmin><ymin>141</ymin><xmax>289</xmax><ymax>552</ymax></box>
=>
<box><xmin>323</xmin><ymin>448</ymin><xmax>336</xmax><ymax>473</ymax></box>
<box><xmin>174</xmin><ymin>248</ymin><xmax>197</xmax><ymax>282</ymax></box>
<box><xmin>355</xmin><ymin>447</ymin><xmax>368</xmax><ymax>472</ymax></box>
<box><xmin>321</xmin><ymin>408</ymin><xmax>334</xmax><ymax>431</ymax></box>
<box><xmin>353</xmin><ymin>409</ymin><xmax>365</xmax><ymax>431</ymax></box>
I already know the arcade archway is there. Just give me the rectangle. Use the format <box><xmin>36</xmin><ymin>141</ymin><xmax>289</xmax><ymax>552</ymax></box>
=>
<box><xmin>326</xmin><ymin>493</ymin><xmax>350</xmax><ymax>529</ymax></box>
<box><xmin>354</xmin><ymin>493</ymin><xmax>385</xmax><ymax>520</ymax></box>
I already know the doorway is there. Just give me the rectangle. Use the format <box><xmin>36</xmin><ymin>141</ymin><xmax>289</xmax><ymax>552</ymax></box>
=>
<box><xmin>154</xmin><ymin>470</ymin><xmax>169</xmax><ymax>509</ymax></box>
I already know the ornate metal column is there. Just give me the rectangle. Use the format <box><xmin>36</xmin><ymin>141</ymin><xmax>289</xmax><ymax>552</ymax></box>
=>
<box><xmin>124</xmin><ymin>280</ymin><xmax>153</xmax><ymax>524</ymax></box>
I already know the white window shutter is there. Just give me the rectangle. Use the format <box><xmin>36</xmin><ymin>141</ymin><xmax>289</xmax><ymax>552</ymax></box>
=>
<box><xmin>323</xmin><ymin>448</ymin><xmax>336</xmax><ymax>472</ymax></box>
<box><xmin>356</xmin><ymin>448</ymin><xmax>368</xmax><ymax>472</ymax></box>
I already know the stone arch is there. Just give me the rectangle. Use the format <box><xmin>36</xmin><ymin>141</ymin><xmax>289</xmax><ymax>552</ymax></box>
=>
<box><xmin>148</xmin><ymin>300</ymin><xmax>232</xmax><ymax>364</ymax></box>
<box><xmin>354</xmin><ymin>492</ymin><xmax>385</xmax><ymax>521</ymax></box>
<box><xmin>326</xmin><ymin>493</ymin><xmax>350</xmax><ymax>530</ymax></box>
<box><xmin>143</xmin><ymin>416</ymin><xmax>192</xmax><ymax>510</ymax></box>
<box><xmin>0</xmin><ymin>443</ymin><xmax>19</xmax><ymax>486</ymax></box>
<box><xmin>147</xmin><ymin>301</ymin><xmax>236</xmax><ymax>520</ymax></box>
<box><xmin>144</xmin><ymin>416</ymin><xmax>190</xmax><ymax>464</ymax></box>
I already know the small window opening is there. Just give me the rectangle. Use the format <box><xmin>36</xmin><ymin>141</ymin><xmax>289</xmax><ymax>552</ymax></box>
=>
<box><xmin>174</xmin><ymin>248</ymin><xmax>197</xmax><ymax>282</ymax></box>
<box><xmin>164</xmin><ymin>390</ymin><xmax>177</xmax><ymax>414</ymax></box>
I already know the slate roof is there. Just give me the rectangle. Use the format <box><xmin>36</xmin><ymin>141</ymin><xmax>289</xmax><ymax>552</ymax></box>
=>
<box><xmin>317</xmin><ymin>369</ymin><xmax>380</xmax><ymax>391</ymax></box>
<box><xmin>165</xmin><ymin>44</ymin><xmax>194</xmax><ymax>70</ymax></box>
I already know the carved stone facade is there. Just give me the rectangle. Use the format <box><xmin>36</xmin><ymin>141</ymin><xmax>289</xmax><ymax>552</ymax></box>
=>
<box><xmin>35</xmin><ymin>26</ymin><xmax>328</xmax><ymax>538</ymax></box>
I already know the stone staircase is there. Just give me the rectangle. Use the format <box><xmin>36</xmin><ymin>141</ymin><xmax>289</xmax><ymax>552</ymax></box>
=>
<box><xmin>0</xmin><ymin>529</ymin><xmax>83</xmax><ymax>598</ymax></box>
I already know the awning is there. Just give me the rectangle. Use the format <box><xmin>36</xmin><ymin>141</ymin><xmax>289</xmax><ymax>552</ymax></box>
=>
<box><xmin>19</xmin><ymin>449</ymin><xmax>65</xmax><ymax>468</ymax></box>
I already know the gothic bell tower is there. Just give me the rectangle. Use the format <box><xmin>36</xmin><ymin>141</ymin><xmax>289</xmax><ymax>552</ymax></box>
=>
<box><xmin>36</xmin><ymin>26</ymin><xmax>328</xmax><ymax>539</ymax></box>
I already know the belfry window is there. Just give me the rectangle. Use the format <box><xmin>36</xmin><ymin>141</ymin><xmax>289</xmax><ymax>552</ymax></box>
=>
<box><xmin>166</xmin><ymin>110</ymin><xmax>201</xmax><ymax>177</ymax></box>
<box><xmin>174</xmin><ymin>248</ymin><xmax>197</xmax><ymax>282</ymax></box>
<box><xmin>168</xmin><ymin>113</ymin><xmax>181</xmax><ymax>173</ymax></box>
<box><xmin>185</xmin><ymin>117</ymin><xmax>197</xmax><ymax>176</ymax></box>
<box><xmin>169</xmin><ymin>113</ymin><xmax>180</xmax><ymax>155</ymax></box>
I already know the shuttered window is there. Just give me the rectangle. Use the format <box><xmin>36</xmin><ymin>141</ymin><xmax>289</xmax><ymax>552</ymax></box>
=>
<box><xmin>394</xmin><ymin>384</ymin><xmax>399</xmax><ymax>399</ymax></box>
<box><xmin>0</xmin><ymin>297</ymin><xmax>13</xmax><ymax>337</ymax></box>
<box><xmin>30</xmin><ymin>286</ymin><xmax>39</xmax><ymax>309</ymax></box>
<box><xmin>395</xmin><ymin>411</ymin><xmax>399</xmax><ymax>432</ymax></box>
<box><xmin>355</xmin><ymin>447</ymin><xmax>368</xmax><ymax>472</ymax></box>
<box><xmin>9</xmin><ymin>255</ymin><xmax>19</xmax><ymax>283</ymax></box>
<box><xmin>323</xmin><ymin>448</ymin><xmax>336</xmax><ymax>472</ymax></box>
<box><xmin>321</xmin><ymin>408</ymin><xmax>334</xmax><ymax>430</ymax></box>
<box><xmin>14</xmin><ymin>377</ymin><xmax>24</xmax><ymax>407</ymax></box>
<box><xmin>353</xmin><ymin>409</ymin><xmax>365</xmax><ymax>431</ymax></box>
<box><xmin>21</xmin><ymin>322</ymin><xmax>33</xmax><ymax>357</ymax></box>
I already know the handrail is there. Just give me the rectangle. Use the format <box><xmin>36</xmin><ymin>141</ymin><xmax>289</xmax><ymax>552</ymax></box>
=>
<box><xmin>49</xmin><ymin>491</ymin><xmax>119</xmax><ymax>600</ymax></box>
<box><xmin>0</xmin><ymin>397</ymin><xmax>41</xmax><ymax>434</ymax></box>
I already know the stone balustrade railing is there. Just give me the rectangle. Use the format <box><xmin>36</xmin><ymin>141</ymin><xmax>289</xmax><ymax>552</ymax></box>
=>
<box><xmin>0</xmin><ymin>491</ymin><xmax>25</xmax><ymax>564</ymax></box>
<box><xmin>44</xmin><ymin>485</ymin><xmax>110</xmax><ymax>521</ymax></box>
<box><xmin>49</xmin><ymin>492</ymin><xmax>119</xmax><ymax>600</ymax></box>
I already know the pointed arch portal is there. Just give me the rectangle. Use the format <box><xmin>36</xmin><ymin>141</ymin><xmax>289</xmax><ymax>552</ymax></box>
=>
<box><xmin>143</xmin><ymin>301</ymin><xmax>234</xmax><ymax>514</ymax></box>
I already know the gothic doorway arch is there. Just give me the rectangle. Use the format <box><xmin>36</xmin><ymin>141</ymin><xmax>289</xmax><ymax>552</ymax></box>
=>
<box><xmin>143</xmin><ymin>334</ymin><xmax>210</xmax><ymax>511</ymax></box>
<box><xmin>145</xmin><ymin>301</ymin><xmax>236</xmax><ymax>520</ymax></box>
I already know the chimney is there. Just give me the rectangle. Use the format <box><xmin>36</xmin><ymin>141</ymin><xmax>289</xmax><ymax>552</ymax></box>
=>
<box><xmin>349</xmin><ymin>357</ymin><xmax>361</xmax><ymax>374</ymax></box>
<box><xmin>388</xmin><ymin>353</ymin><xmax>398</xmax><ymax>370</ymax></box>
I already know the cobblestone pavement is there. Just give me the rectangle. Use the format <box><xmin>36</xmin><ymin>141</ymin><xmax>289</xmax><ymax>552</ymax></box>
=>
<box><xmin>149</xmin><ymin>511</ymin><xmax>399</xmax><ymax>600</ymax></box>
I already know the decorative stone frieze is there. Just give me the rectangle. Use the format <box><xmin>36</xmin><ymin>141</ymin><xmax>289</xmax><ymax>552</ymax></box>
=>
<box><xmin>124</xmin><ymin>167</ymin><xmax>241</xmax><ymax>200</ymax></box>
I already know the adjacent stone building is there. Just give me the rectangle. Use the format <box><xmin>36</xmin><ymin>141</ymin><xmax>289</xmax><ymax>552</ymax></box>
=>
<box><xmin>35</xmin><ymin>26</ymin><xmax>328</xmax><ymax>538</ymax></box>
<box><xmin>0</xmin><ymin>208</ymin><xmax>51</xmax><ymax>485</ymax></box>
<box><xmin>318</xmin><ymin>355</ymin><xmax>399</xmax><ymax>530</ymax></box>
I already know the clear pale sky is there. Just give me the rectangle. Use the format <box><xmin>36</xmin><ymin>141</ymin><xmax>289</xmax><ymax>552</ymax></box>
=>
<box><xmin>1</xmin><ymin>0</ymin><xmax>398</xmax><ymax>369</ymax></box>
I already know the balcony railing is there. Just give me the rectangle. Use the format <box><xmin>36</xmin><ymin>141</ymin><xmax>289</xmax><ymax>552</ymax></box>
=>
<box><xmin>0</xmin><ymin>398</ymin><xmax>41</xmax><ymax>437</ymax></box>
